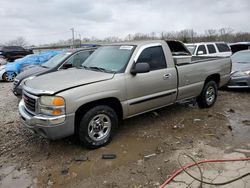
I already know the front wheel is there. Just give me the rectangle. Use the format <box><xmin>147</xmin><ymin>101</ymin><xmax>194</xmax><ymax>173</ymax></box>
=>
<box><xmin>78</xmin><ymin>105</ymin><xmax>118</xmax><ymax>149</ymax></box>
<box><xmin>197</xmin><ymin>80</ymin><xmax>218</xmax><ymax>108</ymax></box>
<box><xmin>3</xmin><ymin>72</ymin><xmax>16</xmax><ymax>82</ymax></box>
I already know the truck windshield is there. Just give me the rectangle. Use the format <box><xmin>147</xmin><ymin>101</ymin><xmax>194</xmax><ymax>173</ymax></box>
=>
<box><xmin>82</xmin><ymin>45</ymin><xmax>135</xmax><ymax>73</ymax></box>
<box><xmin>186</xmin><ymin>45</ymin><xmax>197</xmax><ymax>55</ymax></box>
<box><xmin>42</xmin><ymin>52</ymin><xmax>71</xmax><ymax>68</ymax></box>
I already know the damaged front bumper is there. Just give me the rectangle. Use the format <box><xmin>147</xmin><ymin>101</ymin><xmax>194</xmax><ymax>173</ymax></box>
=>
<box><xmin>19</xmin><ymin>99</ymin><xmax>75</xmax><ymax>139</ymax></box>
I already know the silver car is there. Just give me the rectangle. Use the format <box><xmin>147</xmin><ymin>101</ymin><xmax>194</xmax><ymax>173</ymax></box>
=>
<box><xmin>227</xmin><ymin>50</ymin><xmax>250</xmax><ymax>88</ymax></box>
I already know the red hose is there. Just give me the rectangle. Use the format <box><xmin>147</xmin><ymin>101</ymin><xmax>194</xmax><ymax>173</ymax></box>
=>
<box><xmin>160</xmin><ymin>157</ymin><xmax>250</xmax><ymax>188</ymax></box>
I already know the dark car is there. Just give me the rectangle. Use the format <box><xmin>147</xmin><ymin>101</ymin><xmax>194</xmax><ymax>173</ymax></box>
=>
<box><xmin>13</xmin><ymin>48</ymin><xmax>96</xmax><ymax>96</ymax></box>
<box><xmin>0</xmin><ymin>46</ymin><xmax>33</xmax><ymax>62</ymax></box>
<box><xmin>227</xmin><ymin>50</ymin><xmax>250</xmax><ymax>88</ymax></box>
<box><xmin>230</xmin><ymin>42</ymin><xmax>250</xmax><ymax>54</ymax></box>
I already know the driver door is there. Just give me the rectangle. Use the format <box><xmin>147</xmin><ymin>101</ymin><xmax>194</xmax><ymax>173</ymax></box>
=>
<box><xmin>126</xmin><ymin>45</ymin><xmax>177</xmax><ymax>116</ymax></box>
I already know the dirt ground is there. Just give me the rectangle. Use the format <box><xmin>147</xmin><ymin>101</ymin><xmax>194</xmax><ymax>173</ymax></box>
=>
<box><xmin>0</xmin><ymin>82</ymin><xmax>249</xmax><ymax>188</ymax></box>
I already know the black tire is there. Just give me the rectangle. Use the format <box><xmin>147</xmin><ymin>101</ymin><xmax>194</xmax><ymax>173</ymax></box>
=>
<box><xmin>78</xmin><ymin>105</ymin><xmax>118</xmax><ymax>149</ymax></box>
<box><xmin>197</xmin><ymin>80</ymin><xmax>218</xmax><ymax>108</ymax></box>
<box><xmin>2</xmin><ymin>72</ymin><xmax>16</xmax><ymax>82</ymax></box>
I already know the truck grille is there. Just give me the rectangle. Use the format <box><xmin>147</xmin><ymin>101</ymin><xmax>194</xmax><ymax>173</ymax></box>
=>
<box><xmin>23</xmin><ymin>93</ymin><xmax>36</xmax><ymax>113</ymax></box>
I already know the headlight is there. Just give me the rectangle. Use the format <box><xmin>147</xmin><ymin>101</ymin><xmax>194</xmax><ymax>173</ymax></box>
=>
<box><xmin>39</xmin><ymin>96</ymin><xmax>65</xmax><ymax>116</ymax></box>
<box><xmin>232</xmin><ymin>70</ymin><xmax>250</xmax><ymax>77</ymax></box>
<box><xmin>20</xmin><ymin>76</ymin><xmax>36</xmax><ymax>86</ymax></box>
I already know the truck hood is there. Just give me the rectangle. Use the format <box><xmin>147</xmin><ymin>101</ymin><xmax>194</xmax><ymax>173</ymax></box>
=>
<box><xmin>24</xmin><ymin>68</ymin><xmax>115</xmax><ymax>95</ymax></box>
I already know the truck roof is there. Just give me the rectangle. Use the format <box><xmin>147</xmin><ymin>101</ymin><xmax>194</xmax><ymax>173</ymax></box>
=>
<box><xmin>105</xmin><ymin>40</ymin><xmax>171</xmax><ymax>46</ymax></box>
<box><xmin>62</xmin><ymin>47</ymin><xmax>98</xmax><ymax>53</ymax></box>
<box><xmin>186</xmin><ymin>42</ymin><xmax>227</xmax><ymax>45</ymax></box>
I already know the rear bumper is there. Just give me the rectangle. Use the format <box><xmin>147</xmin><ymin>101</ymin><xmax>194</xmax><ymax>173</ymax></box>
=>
<box><xmin>19</xmin><ymin>99</ymin><xmax>75</xmax><ymax>139</ymax></box>
<box><xmin>227</xmin><ymin>76</ymin><xmax>250</xmax><ymax>88</ymax></box>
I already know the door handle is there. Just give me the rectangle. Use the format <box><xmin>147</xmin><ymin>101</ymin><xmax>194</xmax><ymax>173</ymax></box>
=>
<box><xmin>163</xmin><ymin>73</ymin><xmax>172</xmax><ymax>80</ymax></box>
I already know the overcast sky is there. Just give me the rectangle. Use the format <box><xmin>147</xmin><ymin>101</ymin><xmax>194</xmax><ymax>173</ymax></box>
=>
<box><xmin>0</xmin><ymin>0</ymin><xmax>249</xmax><ymax>45</ymax></box>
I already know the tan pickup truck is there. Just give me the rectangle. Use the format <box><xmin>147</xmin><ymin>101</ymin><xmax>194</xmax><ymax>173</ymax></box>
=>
<box><xmin>19</xmin><ymin>40</ymin><xmax>231</xmax><ymax>148</ymax></box>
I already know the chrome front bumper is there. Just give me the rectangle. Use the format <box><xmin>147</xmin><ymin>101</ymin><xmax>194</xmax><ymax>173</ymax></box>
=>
<box><xmin>19</xmin><ymin>99</ymin><xmax>75</xmax><ymax>139</ymax></box>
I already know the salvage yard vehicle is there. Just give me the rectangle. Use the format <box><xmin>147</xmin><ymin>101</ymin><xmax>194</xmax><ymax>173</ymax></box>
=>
<box><xmin>0</xmin><ymin>50</ymin><xmax>61</xmax><ymax>82</ymax></box>
<box><xmin>186</xmin><ymin>42</ymin><xmax>232</xmax><ymax>57</ymax></box>
<box><xmin>0</xmin><ymin>56</ymin><xmax>7</xmax><ymax>65</ymax></box>
<box><xmin>230</xmin><ymin>42</ymin><xmax>250</xmax><ymax>54</ymax></box>
<box><xmin>0</xmin><ymin>46</ymin><xmax>33</xmax><ymax>62</ymax></box>
<box><xmin>19</xmin><ymin>40</ymin><xmax>232</xmax><ymax>149</ymax></box>
<box><xmin>13</xmin><ymin>48</ymin><xmax>96</xmax><ymax>96</ymax></box>
<box><xmin>227</xmin><ymin>50</ymin><xmax>250</xmax><ymax>88</ymax></box>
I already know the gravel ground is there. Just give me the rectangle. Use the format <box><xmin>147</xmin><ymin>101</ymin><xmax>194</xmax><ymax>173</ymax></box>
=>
<box><xmin>0</xmin><ymin>82</ymin><xmax>249</xmax><ymax>188</ymax></box>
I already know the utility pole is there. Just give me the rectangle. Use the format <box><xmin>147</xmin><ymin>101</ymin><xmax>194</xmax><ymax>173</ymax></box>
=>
<box><xmin>79</xmin><ymin>34</ymin><xmax>81</xmax><ymax>47</ymax></box>
<box><xmin>70</xmin><ymin>28</ymin><xmax>74</xmax><ymax>48</ymax></box>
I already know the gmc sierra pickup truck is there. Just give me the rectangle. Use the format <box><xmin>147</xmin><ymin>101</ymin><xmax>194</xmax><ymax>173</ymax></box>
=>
<box><xmin>19</xmin><ymin>40</ymin><xmax>231</xmax><ymax>148</ymax></box>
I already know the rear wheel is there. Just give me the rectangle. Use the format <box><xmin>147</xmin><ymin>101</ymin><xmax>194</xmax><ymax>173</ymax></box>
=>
<box><xmin>78</xmin><ymin>105</ymin><xmax>118</xmax><ymax>149</ymax></box>
<box><xmin>3</xmin><ymin>72</ymin><xmax>16</xmax><ymax>82</ymax></box>
<box><xmin>197</xmin><ymin>80</ymin><xmax>218</xmax><ymax>108</ymax></box>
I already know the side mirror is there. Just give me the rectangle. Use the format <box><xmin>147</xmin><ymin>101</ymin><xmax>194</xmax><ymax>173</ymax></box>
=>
<box><xmin>62</xmin><ymin>63</ymin><xmax>72</xmax><ymax>69</ymax></box>
<box><xmin>197</xmin><ymin>51</ymin><xmax>204</xmax><ymax>55</ymax></box>
<box><xmin>131</xmin><ymin>62</ymin><xmax>150</xmax><ymax>75</ymax></box>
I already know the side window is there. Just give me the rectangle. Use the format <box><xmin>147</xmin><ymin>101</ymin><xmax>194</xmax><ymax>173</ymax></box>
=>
<box><xmin>215</xmin><ymin>43</ymin><xmax>231</xmax><ymax>52</ymax></box>
<box><xmin>196</xmin><ymin>45</ymin><xmax>207</xmax><ymax>55</ymax></box>
<box><xmin>207</xmin><ymin>44</ymin><xmax>216</xmax><ymax>54</ymax></box>
<box><xmin>137</xmin><ymin>46</ymin><xmax>167</xmax><ymax>70</ymax></box>
<box><xmin>73</xmin><ymin>51</ymin><xmax>91</xmax><ymax>67</ymax></box>
<box><xmin>66</xmin><ymin>51</ymin><xmax>91</xmax><ymax>68</ymax></box>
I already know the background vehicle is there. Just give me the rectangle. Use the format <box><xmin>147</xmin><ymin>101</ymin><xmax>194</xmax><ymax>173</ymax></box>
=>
<box><xmin>186</xmin><ymin>42</ymin><xmax>232</xmax><ymax>57</ymax></box>
<box><xmin>0</xmin><ymin>46</ymin><xmax>33</xmax><ymax>62</ymax></box>
<box><xmin>19</xmin><ymin>40</ymin><xmax>231</xmax><ymax>149</ymax></box>
<box><xmin>13</xmin><ymin>48</ymin><xmax>96</xmax><ymax>96</ymax></box>
<box><xmin>230</xmin><ymin>42</ymin><xmax>250</xmax><ymax>54</ymax></box>
<box><xmin>0</xmin><ymin>56</ymin><xmax>7</xmax><ymax>66</ymax></box>
<box><xmin>227</xmin><ymin>50</ymin><xmax>250</xmax><ymax>88</ymax></box>
<box><xmin>0</xmin><ymin>50</ymin><xmax>61</xmax><ymax>82</ymax></box>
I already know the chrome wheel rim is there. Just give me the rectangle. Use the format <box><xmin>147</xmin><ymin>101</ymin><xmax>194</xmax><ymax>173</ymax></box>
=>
<box><xmin>88</xmin><ymin>114</ymin><xmax>111</xmax><ymax>141</ymax></box>
<box><xmin>5</xmin><ymin>72</ymin><xmax>16</xmax><ymax>82</ymax></box>
<box><xmin>206</xmin><ymin>86</ymin><xmax>215</xmax><ymax>105</ymax></box>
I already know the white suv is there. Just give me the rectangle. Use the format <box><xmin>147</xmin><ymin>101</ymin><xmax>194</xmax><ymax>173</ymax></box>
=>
<box><xmin>186</xmin><ymin>42</ymin><xmax>232</xmax><ymax>57</ymax></box>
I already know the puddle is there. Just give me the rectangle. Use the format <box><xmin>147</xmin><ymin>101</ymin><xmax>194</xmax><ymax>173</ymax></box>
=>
<box><xmin>0</xmin><ymin>165</ymin><xmax>32</xmax><ymax>188</ymax></box>
<box><xmin>223</xmin><ymin>116</ymin><xmax>250</xmax><ymax>145</ymax></box>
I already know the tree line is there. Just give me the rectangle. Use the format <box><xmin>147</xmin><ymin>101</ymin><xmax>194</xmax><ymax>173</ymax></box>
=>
<box><xmin>1</xmin><ymin>28</ymin><xmax>250</xmax><ymax>47</ymax></box>
<box><xmin>47</xmin><ymin>28</ymin><xmax>250</xmax><ymax>46</ymax></box>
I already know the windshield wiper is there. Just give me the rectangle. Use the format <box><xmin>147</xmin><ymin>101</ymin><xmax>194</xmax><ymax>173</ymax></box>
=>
<box><xmin>79</xmin><ymin>65</ymin><xmax>115</xmax><ymax>73</ymax></box>
<box><xmin>88</xmin><ymin>66</ymin><xmax>115</xmax><ymax>73</ymax></box>
<box><xmin>40</xmin><ymin>65</ymin><xmax>48</xmax><ymax>68</ymax></box>
<box><xmin>79</xmin><ymin>65</ymin><xmax>89</xmax><ymax>69</ymax></box>
<box><xmin>89</xmin><ymin>66</ymin><xmax>107</xmax><ymax>72</ymax></box>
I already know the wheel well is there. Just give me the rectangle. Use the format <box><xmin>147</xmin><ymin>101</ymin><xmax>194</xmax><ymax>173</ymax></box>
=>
<box><xmin>205</xmin><ymin>74</ymin><xmax>220</xmax><ymax>86</ymax></box>
<box><xmin>74</xmin><ymin>97</ymin><xmax>123</xmax><ymax>132</ymax></box>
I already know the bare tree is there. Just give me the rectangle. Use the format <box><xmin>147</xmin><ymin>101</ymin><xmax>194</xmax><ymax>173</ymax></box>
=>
<box><xmin>5</xmin><ymin>37</ymin><xmax>28</xmax><ymax>47</ymax></box>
